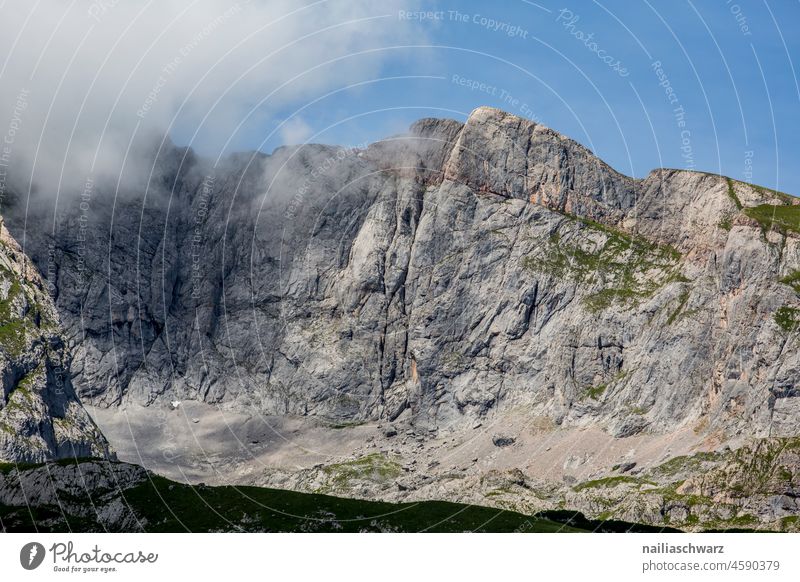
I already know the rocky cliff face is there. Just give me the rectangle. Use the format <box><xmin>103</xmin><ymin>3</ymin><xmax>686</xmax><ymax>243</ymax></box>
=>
<box><xmin>0</xmin><ymin>220</ymin><xmax>111</xmax><ymax>463</ymax></box>
<box><xmin>5</xmin><ymin>106</ymin><xmax>800</xmax><ymax>445</ymax></box>
<box><xmin>0</xmin><ymin>460</ymin><xmax>146</xmax><ymax>531</ymax></box>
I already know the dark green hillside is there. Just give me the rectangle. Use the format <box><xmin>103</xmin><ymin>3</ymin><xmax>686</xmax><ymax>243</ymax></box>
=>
<box><xmin>0</xmin><ymin>460</ymin><xmax>675</xmax><ymax>533</ymax></box>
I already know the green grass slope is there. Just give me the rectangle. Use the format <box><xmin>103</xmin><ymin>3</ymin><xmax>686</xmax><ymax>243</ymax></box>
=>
<box><xmin>0</xmin><ymin>461</ymin><xmax>677</xmax><ymax>533</ymax></box>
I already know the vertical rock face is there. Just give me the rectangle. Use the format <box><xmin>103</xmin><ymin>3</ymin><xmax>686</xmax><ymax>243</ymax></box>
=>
<box><xmin>443</xmin><ymin>106</ymin><xmax>637</xmax><ymax>220</ymax></box>
<box><xmin>5</xmin><ymin>106</ymin><xmax>800</xmax><ymax>441</ymax></box>
<box><xmin>0</xmin><ymin>221</ymin><xmax>111</xmax><ymax>463</ymax></box>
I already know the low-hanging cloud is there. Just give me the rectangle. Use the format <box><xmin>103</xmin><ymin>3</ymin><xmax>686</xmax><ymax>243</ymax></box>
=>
<box><xmin>0</xmin><ymin>0</ymin><xmax>422</xmax><ymax>202</ymax></box>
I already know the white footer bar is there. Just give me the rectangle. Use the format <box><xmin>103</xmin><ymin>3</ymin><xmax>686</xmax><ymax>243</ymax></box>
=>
<box><xmin>1</xmin><ymin>533</ymin><xmax>797</xmax><ymax>581</ymax></box>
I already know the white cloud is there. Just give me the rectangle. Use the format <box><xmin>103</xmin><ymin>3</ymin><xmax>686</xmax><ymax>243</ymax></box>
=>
<box><xmin>0</xmin><ymin>0</ymin><xmax>422</xmax><ymax>199</ymax></box>
<box><xmin>279</xmin><ymin>116</ymin><xmax>313</xmax><ymax>145</ymax></box>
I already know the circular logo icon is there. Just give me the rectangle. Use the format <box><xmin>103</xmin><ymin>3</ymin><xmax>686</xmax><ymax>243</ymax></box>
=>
<box><xmin>20</xmin><ymin>542</ymin><xmax>46</xmax><ymax>570</ymax></box>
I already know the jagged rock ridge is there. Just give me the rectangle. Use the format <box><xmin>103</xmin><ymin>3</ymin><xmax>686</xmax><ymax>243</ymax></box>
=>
<box><xmin>5</xmin><ymin>106</ymin><xmax>800</xmax><ymax>442</ymax></box>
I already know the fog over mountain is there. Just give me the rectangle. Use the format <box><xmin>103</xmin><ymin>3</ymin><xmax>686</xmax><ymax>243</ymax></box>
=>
<box><xmin>0</xmin><ymin>0</ymin><xmax>421</xmax><ymax>200</ymax></box>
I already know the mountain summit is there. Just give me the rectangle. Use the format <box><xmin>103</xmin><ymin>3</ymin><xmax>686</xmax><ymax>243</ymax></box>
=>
<box><xmin>2</xmin><ymin>107</ymin><xmax>800</xmax><ymax>529</ymax></box>
<box><xmin>10</xmin><ymin>106</ymin><xmax>797</xmax><ymax>437</ymax></box>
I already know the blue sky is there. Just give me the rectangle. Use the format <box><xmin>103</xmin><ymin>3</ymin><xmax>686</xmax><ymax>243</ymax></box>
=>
<box><xmin>181</xmin><ymin>0</ymin><xmax>800</xmax><ymax>194</ymax></box>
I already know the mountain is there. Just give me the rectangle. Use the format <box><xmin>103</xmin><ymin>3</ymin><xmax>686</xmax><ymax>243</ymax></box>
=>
<box><xmin>0</xmin><ymin>219</ymin><xmax>111</xmax><ymax>463</ymax></box>
<box><xmin>3</xmin><ymin>106</ymin><xmax>800</xmax><ymax>530</ymax></box>
<box><xmin>9</xmin><ymin>106</ymin><xmax>800</xmax><ymax>436</ymax></box>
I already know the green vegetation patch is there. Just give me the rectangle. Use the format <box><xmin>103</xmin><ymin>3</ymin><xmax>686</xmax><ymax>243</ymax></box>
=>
<box><xmin>775</xmin><ymin>306</ymin><xmax>800</xmax><ymax>332</ymax></box>
<box><xmin>521</xmin><ymin>216</ymin><xmax>684</xmax><ymax>313</ymax></box>
<box><xmin>0</xmin><ymin>322</ymin><xmax>27</xmax><ymax>358</ymax></box>
<box><xmin>726</xmin><ymin>178</ymin><xmax>743</xmax><ymax>210</ymax></box>
<box><xmin>725</xmin><ymin>438</ymin><xmax>799</xmax><ymax>497</ymax></box>
<box><xmin>0</xmin><ymin>265</ymin><xmax>57</xmax><ymax>358</ymax></box>
<box><xmin>325</xmin><ymin>421</ymin><xmax>365</xmax><ymax>430</ymax></box>
<box><xmin>744</xmin><ymin>204</ymin><xmax>800</xmax><ymax>235</ymax></box>
<box><xmin>573</xmin><ymin>475</ymin><xmax>655</xmax><ymax>492</ymax></box>
<box><xmin>666</xmin><ymin>288</ymin><xmax>691</xmax><ymax>325</ymax></box>
<box><xmin>651</xmin><ymin>452</ymin><xmax>722</xmax><ymax>478</ymax></box>
<box><xmin>584</xmin><ymin>384</ymin><xmax>606</xmax><ymax>400</ymax></box>
<box><xmin>780</xmin><ymin>270</ymin><xmax>800</xmax><ymax>294</ymax></box>
<box><xmin>582</xmin><ymin>370</ymin><xmax>629</xmax><ymax>401</ymax></box>
<box><xmin>651</xmin><ymin>484</ymin><xmax>715</xmax><ymax>513</ymax></box>
<box><xmin>3</xmin><ymin>370</ymin><xmax>41</xmax><ymax>415</ymax></box>
<box><xmin>661</xmin><ymin>439</ymin><xmax>800</xmax><ymax>509</ymax></box>
<box><xmin>319</xmin><ymin>453</ymin><xmax>402</xmax><ymax>491</ymax></box>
